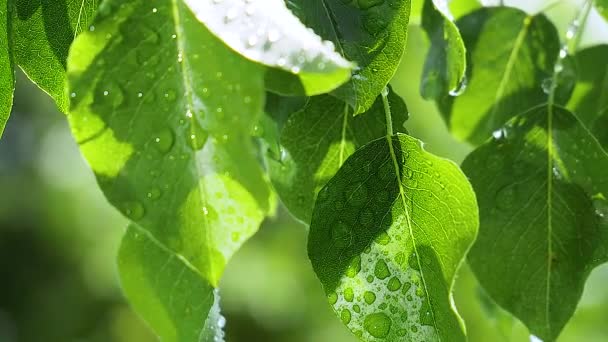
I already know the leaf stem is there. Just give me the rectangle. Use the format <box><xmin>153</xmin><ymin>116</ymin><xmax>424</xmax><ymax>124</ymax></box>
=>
<box><xmin>381</xmin><ymin>86</ymin><xmax>393</xmax><ymax>137</ymax></box>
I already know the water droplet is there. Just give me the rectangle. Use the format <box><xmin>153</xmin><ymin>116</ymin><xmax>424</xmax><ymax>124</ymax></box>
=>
<box><xmin>146</xmin><ymin>188</ymin><xmax>162</xmax><ymax>200</ymax></box>
<box><xmin>353</xmin><ymin>305</ymin><xmax>361</xmax><ymax>313</ymax></box>
<box><xmin>376</xmin><ymin>231</ymin><xmax>391</xmax><ymax>245</ymax></box>
<box><xmin>328</xmin><ymin>292</ymin><xmax>338</xmax><ymax>304</ymax></box>
<box><xmin>343</xmin><ymin>287</ymin><xmax>354</xmax><ymax>302</ymax></box>
<box><xmin>153</xmin><ymin>128</ymin><xmax>175</xmax><ymax>153</ymax></box>
<box><xmin>542</xmin><ymin>78</ymin><xmax>553</xmax><ymax>94</ymax></box>
<box><xmin>346</xmin><ymin>256</ymin><xmax>362</xmax><ymax>277</ymax></box>
<box><xmin>341</xmin><ymin>309</ymin><xmax>352</xmax><ymax>324</ymax></box>
<box><xmin>187</xmin><ymin>120</ymin><xmax>209</xmax><ymax>150</ymax></box>
<box><xmin>374</xmin><ymin>259</ymin><xmax>391</xmax><ymax>279</ymax></box>
<box><xmin>366</xmin><ymin>275</ymin><xmax>374</xmax><ymax>283</ymax></box>
<box><xmin>387</xmin><ymin>276</ymin><xmax>401</xmax><ymax>291</ymax></box>
<box><xmin>123</xmin><ymin>201</ymin><xmax>145</xmax><ymax>220</ymax></box>
<box><xmin>364</xmin><ymin>291</ymin><xmax>376</xmax><ymax>304</ymax></box>
<box><xmin>364</xmin><ymin>312</ymin><xmax>392</xmax><ymax>338</ymax></box>
<box><xmin>449</xmin><ymin>75</ymin><xmax>468</xmax><ymax>96</ymax></box>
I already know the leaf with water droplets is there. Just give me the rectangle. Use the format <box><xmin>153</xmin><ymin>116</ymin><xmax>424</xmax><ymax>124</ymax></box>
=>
<box><xmin>595</xmin><ymin>0</ymin><xmax>608</xmax><ymax>21</ymax></box>
<box><xmin>118</xmin><ymin>225</ymin><xmax>219</xmax><ymax>342</ymax></box>
<box><xmin>420</xmin><ymin>0</ymin><xmax>466</xmax><ymax>100</ymax></box>
<box><xmin>463</xmin><ymin>105</ymin><xmax>608</xmax><ymax>341</ymax></box>
<box><xmin>567</xmin><ymin>45</ymin><xmax>608</xmax><ymax>128</ymax></box>
<box><xmin>309</xmin><ymin>133</ymin><xmax>479</xmax><ymax>341</ymax></box>
<box><xmin>286</xmin><ymin>0</ymin><xmax>412</xmax><ymax>114</ymax></box>
<box><xmin>268</xmin><ymin>86</ymin><xmax>408</xmax><ymax>223</ymax></box>
<box><xmin>68</xmin><ymin>0</ymin><xmax>275</xmax><ymax>290</ymax></box>
<box><xmin>12</xmin><ymin>0</ymin><xmax>99</xmax><ymax>112</ymax></box>
<box><xmin>182</xmin><ymin>0</ymin><xmax>354</xmax><ymax>96</ymax></box>
<box><xmin>0</xmin><ymin>0</ymin><xmax>14</xmax><ymax>137</ymax></box>
<box><xmin>439</xmin><ymin>7</ymin><xmax>561</xmax><ymax>145</ymax></box>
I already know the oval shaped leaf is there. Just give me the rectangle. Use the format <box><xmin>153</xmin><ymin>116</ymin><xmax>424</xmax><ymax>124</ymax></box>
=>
<box><xmin>463</xmin><ymin>105</ymin><xmax>608</xmax><ymax>341</ymax></box>
<box><xmin>68</xmin><ymin>0</ymin><xmax>274</xmax><ymax>286</ymax></box>
<box><xmin>182</xmin><ymin>0</ymin><xmax>354</xmax><ymax>95</ymax></box>
<box><xmin>309</xmin><ymin>133</ymin><xmax>478</xmax><ymax>341</ymax></box>
<box><xmin>420</xmin><ymin>0</ymin><xmax>466</xmax><ymax>99</ymax></box>
<box><xmin>268</xmin><ymin>87</ymin><xmax>408</xmax><ymax>223</ymax></box>
<box><xmin>12</xmin><ymin>0</ymin><xmax>99</xmax><ymax>111</ymax></box>
<box><xmin>287</xmin><ymin>0</ymin><xmax>412</xmax><ymax>113</ymax></box>
<box><xmin>440</xmin><ymin>7</ymin><xmax>560</xmax><ymax>145</ymax></box>
<box><xmin>0</xmin><ymin>0</ymin><xmax>13</xmax><ymax>137</ymax></box>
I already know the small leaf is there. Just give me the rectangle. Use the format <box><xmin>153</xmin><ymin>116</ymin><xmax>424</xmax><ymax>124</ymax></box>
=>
<box><xmin>12</xmin><ymin>0</ymin><xmax>99</xmax><ymax>111</ymax></box>
<box><xmin>118</xmin><ymin>225</ymin><xmax>217</xmax><ymax>342</ymax></box>
<box><xmin>567</xmin><ymin>45</ymin><xmax>608</xmax><ymax>127</ymax></box>
<box><xmin>0</xmin><ymin>0</ymin><xmax>14</xmax><ymax>137</ymax></box>
<box><xmin>287</xmin><ymin>0</ymin><xmax>412</xmax><ymax>113</ymax></box>
<box><xmin>595</xmin><ymin>0</ymin><xmax>608</xmax><ymax>21</ymax></box>
<box><xmin>269</xmin><ymin>87</ymin><xmax>408</xmax><ymax>223</ymax></box>
<box><xmin>68</xmin><ymin>0</ymin><xmax>274</xmax><ymax>286</ymax></box>
<box><xmin>420</xmin><ymin>0</ymin><xmax>466</xmax><ymax>99</ymax></box>
<box><xmin>463</xmin><ymin>105</ymin><xmax>608</xmax><ymax>341</ymax></box>
<box><xmin>182</xmin><ymin>0</ymin><xmax>354</xmax><ymax>95</ymax></box>
<box><xmin>440</xmin><ymin>7</ymin><xmax>560</xmax><ymax>145</ymax></box>
<box><xmin>309</xmin><ymin>133</ymin><xmax>478</xmax><ymax>341</ymax></box>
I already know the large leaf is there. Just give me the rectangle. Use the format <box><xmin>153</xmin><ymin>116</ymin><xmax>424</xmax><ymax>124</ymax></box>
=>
<box><xmin>420</xmin><ymin>0</ymin><xmax>466</xmax><ymax>99</ymax></box>
<box><xmin>0</xmin><ymin>0</ymin><xmax>13</xmax><ymax>137</ymax></box>
<box><xmin>287</xmin><ymin>0</ymin><xmax>411</xmax><ymax>114</ymax></box>
<box><xmin>67</xmin><ymin>0</ymin><xmax>274</xmax><ymax>286</ymax></box>
<box><xmin>118</xmin><ymin>225</ymin><xmax>217</xmax><ymax>342</ymax></box>
<box><xmin>440</xmin><ymin>7</ymin><xmax>560</xmax><ymax>145</ymax></box>
<box><xmin>309</xmin><ymin>133</ymin><xmax>478</xmax><ymax>341</ymax></box>
<box><xmin>12</xmin><ymin>0</ymin><xmax>99</xmax><ymax>112</ymax></box>
<box><xmin>268</xmin><ymin>87</ymin><xmax>408</xmax><ymax>223</ymax></box>
<box><xmin>463</xmin><ymin>105</ymin><xmax>608</xmax><ymax>341</ymax></box>
<box><xmin>182</xmin><ymin>0</ymin><xmax>353</xmax><ymax>96</ymax></box>
<box><xmin>567</xmin><ymin>45</ymin><xmax>608</xmax><ymax>127</ymax></box>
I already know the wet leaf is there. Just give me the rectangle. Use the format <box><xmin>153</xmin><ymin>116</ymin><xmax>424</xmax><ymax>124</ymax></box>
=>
<box><xmin>0</xmin><ymin>0</ymin><xmax>14</xmax><ymax>137</ymax></box>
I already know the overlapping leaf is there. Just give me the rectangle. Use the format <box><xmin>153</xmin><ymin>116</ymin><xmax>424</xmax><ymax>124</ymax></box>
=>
<box><xmin>596</xmin><ymin>0</ymin><xmax>608</xmax><ymax>21</ymax></box>
<box><xmin>285</xmin><ymin>0</ymin><xmax>411</xmax><ymax>113</ymax></box>
<box><xmin>567</xmin><ymin>45</ymin><xmax>608</xmax><ymax>127</ymax></box>
<box><xmin>440</xmin><ymin>7</ymin><xmax>560</xmax><ymax>145</ymax></box>
<box><xmin>268</xmin><ymin>87</ymin><xmax>408</xmax><ymax>223</ymax></box>
<box><xmin>309</xmin><ymin>133</ymin><xmax>478</xmax><ymax>341</ymax></box>
<box><xmin>12</xmin><ymin>0</ymin><xmax>99</xmax><ymax>111</ymax></box>
<box><xmin>182</xmin><ymin>0</ymin><xmax>354</xmax><ymax>96</ymax></box>
<box><xmin>118</xmin><ymin>225</ymin><xmax>218</xmax><ymax>342</ymax></box>
<box><xmin>463</xmin><ymin>105</ymin><xmax>608</xmax><ymax>341</ymax></box>
<box><xmin>67</xmin><ymin>0</ymin><xmax>274</xmax><ymax>289</ymax></box>
<box><xmin>420</xmin><ymin>0</ymin><xmax>466</xmax><ymax>99</ymax></box>
<box><xmin>0</xmin><ymin>0</ymin><xmax>13</xmax><ymax>137</ymax></box>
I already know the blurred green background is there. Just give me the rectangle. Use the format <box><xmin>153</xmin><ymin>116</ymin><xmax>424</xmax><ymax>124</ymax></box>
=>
<box><xmin>1</xmin><ymin>1</ymin><xmax>608</xmax><ymax>341</ymax></box>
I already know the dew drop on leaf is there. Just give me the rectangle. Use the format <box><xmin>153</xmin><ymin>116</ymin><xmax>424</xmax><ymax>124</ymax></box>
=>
<box><xmin>153</xmin><ymin>128</ymin><xmax>175</xmax><ymax>153</ymax></box>
<box><xmin>364</xmin><ymin>291</ymin><xmax>376</xmax><ymax>304</ymax></box>
<box><xmin>364</xmin><ymin>312</ymin><xmax>392</xmax><ymax>338</ymax></box>
<box><xmin>374</xmin><ymin>259</ymin><xmax>391</xmax><ymax>279</ymax></box>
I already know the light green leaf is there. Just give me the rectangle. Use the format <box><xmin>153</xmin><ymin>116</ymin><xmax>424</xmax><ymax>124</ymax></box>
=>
<box><xmin>567</xmin><ymin>45</ymin><xmax>608</xmax><ymax>127</ymax></box>
<box><xmin>440</xmin><ymin>7</ymin><xmax>560</xmax><ymax>145</ymax></box>
<box><xmin>287</xmin><ymin>0</ymin><xmax>411</xmax><ymax>114</ymax></box>
<box><xmin>268</xmin><ymin>87</ymin><xmax>408</xmax><ymax>223</ymax></box>
<box><xmin>182</xmin><ymin>0</ymin><xmax>353</xmax><ymax>96</ymax></box>
<box><xmin>12</xmin><ymin>0</ymin><xmax>99</xmax><ymax>112</ymax></box>
<box><xmin>420</xmin><ymin>0</ymin><xmax>466</xmax><ymax>99</ymax></box>
<box><xmin>309</xmin><ymin>133</ymin><xmax>479</xmax><ymax>341</ymax></box>
<box><xmin>595</xmin><ymin>0</ymin><xmax>608</xmax><ymax>21</ymax></box>
<box><xmin>118</xmin><ymin>225</ymin><xmax>217</xmax><ymax>342</ymax></box>
<box><xmin>67</xmin><ymin>0</ymin><xmax>274</xmax><ymax>286</ymax></box>
<box><xmin>0</xmin><ymin>0</ymin><xmax>14</xmax><ymax>137</ymax></box>
<box><xmin>463</xmin><ymin>105</ymin><xmax>608</xmax><ymax>341</ymax></box>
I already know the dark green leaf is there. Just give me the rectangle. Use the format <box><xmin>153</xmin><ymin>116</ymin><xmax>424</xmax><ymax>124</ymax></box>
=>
<box><xmin>591</xmin><ymin>108</ymin><xmax>608</xmax><ymax>149</ymax></box>
<box><xmin>595</xmin><ymin>0</ymin><xmax>608</xmax><ymax>21</ymax></box>
<box><xmin>567</xmin><ymin>45</ymin><xmax>608</xmax><ymax>127</ymax></box>
<box><xmin>440</xmin><ymin>7</ymin><xmax>560</xmax><ymax>145</ymax></box>
<box><xmin>67</xmin><ymin>0</ymin><xmax>274</xmax><ymax>286</ymax></box>
<box><xmin>269</xmin><ymin>87</ymin><xmax>408</xmax><ymax>223</ymax></box>
<box><xmin>463</xmin><ymin>105</ymin><xmax>608</xmax><ymax>341</ymax></box>
<box><xmin>182</xmin><ymin>0</ymin><xmax>354</xmax><ymax>95</ymax></box>
<box><xmin>309</xmin><ymin>133</ymin><xmax>478</xmax><ymax>341</ymax></box>
<box><xmin>0</xmin><ymin>0</ymin><xmax>14</xmax><ymax>137</ymax></box>
<box><xmin>12</xmin><ymin>0</ymin><xmax>99</xmax><ymax>112</ymax></box>
<box><xmin>420</xmin><ymin>0</ymin><xmax>466</xmax><ymax>99</ymax></box>
<box><xmin>287</xmin><ymin>0</ymin><xmax>411</xmax><ymax>114</ymax></box>
<box><xmin>118</xmin><ymin>225</ymin><xmax>217</xmax><ymax>342</ymax></box>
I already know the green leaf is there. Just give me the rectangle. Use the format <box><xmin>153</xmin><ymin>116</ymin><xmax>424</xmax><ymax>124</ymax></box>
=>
<box><xmin>567</xmin><ymin>45</ymin><xmax>608</xmax><ymax>127</ymax></box>
<box><xmin>287</xmin><ymin>0</ymin><xmax>412</xmax><ymax>114</ymax></box>
<box><xmin>67</xmin><ymin>0</ymin><xmax>274</xmax><ymax>286</ymax></box>
<box><xmin>0</xmin><ymin>0</ymin><xmax>14</xmax><ymax>137</ymax></box>
<box><xmin>592</xmin><ymin>109</ymin><xmax>608</xmax><ymax>149</ymax></box>
<box><xmin>182</xmin><ymin>0</ymin><xmax>354</xmax><ymax>96</ymax></box>
<box><xmin>463</xmin><ymin>105</ymin><xmax>608</xmax><ymax>341</ymax></box>
<box><xmin>118</xmin><ymin>225</ymin><xmax>217</xmax><ymax>342</ymax></box>
<box><xmin>595</xmin><ymin>0</ymin><xmax>608</xmax><ymax>21</ymax></box>
<box><xmin>268</xmin><ymin>86</ymin><xmax>408</xmax><ymax>223</ymax></box>
<box><xmin>309</xmin><ymin>133</ymin><xmax>479</xmax><ymax>341</ymax></box>
<box><xmin>420</xmin><ymin>0</ymin><xmax>466</xmax><ymax>99</ymax></box>
<box><xmin>440</xmin><ymin>7</ymin><xmax>560</xmax><ymax>145</ymax></box>
<box><xmin>12</xmin><ymin>0</ymin><xmax>99</xmax><ymax>112</ymax></box>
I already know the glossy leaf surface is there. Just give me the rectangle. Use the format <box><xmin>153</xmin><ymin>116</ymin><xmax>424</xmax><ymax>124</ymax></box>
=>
<box><xmin>463</xmin><ymin>105</ymin><xmax>608</xmax><ymax>341</ymax></box>
<box><xmin>309</xmin><ymin>133</ymin><xmax>478</xmax><ymax>341</ymax></box>
<box><xmin>567</xmin><ymin>45</ymin><xmax>608</xmax><ymax>127</ymax></box>
<box><xmin>67</xmin><ymin>0</ymin><xmax>274</xmax><ymax>286</ymax></box>
<box><xmin>0</xmin><ymin>0</ymin><xmax>13</xmax><ymax>137</ymax></box>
